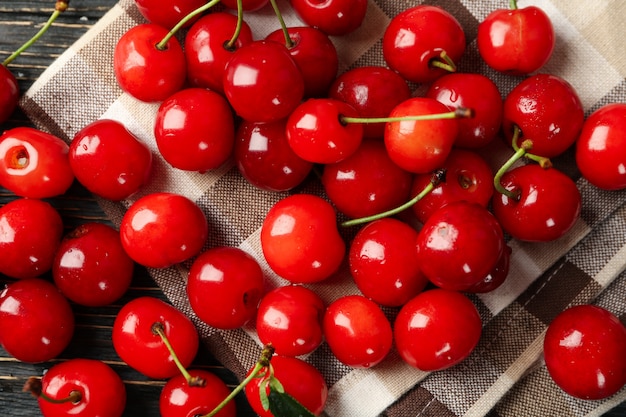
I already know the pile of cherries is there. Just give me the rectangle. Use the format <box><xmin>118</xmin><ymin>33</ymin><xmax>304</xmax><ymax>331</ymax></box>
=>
<box><xmin>1</xmin><ymin>0</ymin><xmax>626</xmax><ymax>416</ymax></box>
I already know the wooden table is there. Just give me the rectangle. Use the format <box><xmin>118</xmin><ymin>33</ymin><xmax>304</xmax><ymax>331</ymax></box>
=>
<box><xmin>0</xmin><ymin>2</ymin><xmax>624</xmax><ymax>417</ymax></box>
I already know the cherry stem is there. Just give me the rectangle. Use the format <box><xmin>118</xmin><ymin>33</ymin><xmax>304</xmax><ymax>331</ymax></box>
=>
<box><xmin>269</xmin><ymin>0</ymin><xmax>295</xmax><ymax>48</ymax></box>
<box><xmin>510</xmin><ymin>0</ymin><xmax>518</xmax><ymax>10</ymax></box>
<box><xmin>156</xmin><ymin>0</ymin><xmax>221</xmax><ymax>50</ymax></box>
<box><xmin>429</xmin><ymin>50</ymin><xmax>457</xmax><ymax>73</ymax></box>
<box><xmin>201</xmin><ymin>344</ymin><xmax>276</xmax><ymax>417</ymax></box>
<box><xmin>151</xmin><ymin>322</ymin><xmax>206</xmax><ymax>387</ymax></box>
<box><xmin>510</xmin><ymin>125</ymin><xmax>552</xmax><ymax>168</ymax></box>
<box><xmin>225</xmin><ymin>0</ymin><xmax>245</xmax><ymax>50</ymax></box>
<box><xmin>341</xmin><ymin>168</ymin><xmax>447</xmax><ymax>227</ymax></box>
<box><xmin>2</xmin><ymin>1</ymin><xmax>69</xmax><ymax>67</ymax></box>
<box><xmin>23</xmin><ymin>377</ymin><xmax>82</xmax><ymax>404</ymax></box>
<box><xmin>341</xmin><ymin>107</ymin><xmax>473</xmax><ymax>125</ymax></box>
<box><xmin>493</xmin><ymin>138</ymin><xmax>533</xmax><ymax>201</ymax></box>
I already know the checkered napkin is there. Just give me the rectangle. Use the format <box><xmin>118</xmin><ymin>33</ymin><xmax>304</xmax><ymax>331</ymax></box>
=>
<box><xmin>19</xmin><ymin>0</ymin><xmax>626</xmax><ymax>416</ymax></box>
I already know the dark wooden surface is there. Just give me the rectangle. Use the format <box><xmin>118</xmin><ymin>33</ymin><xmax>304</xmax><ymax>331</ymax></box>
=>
<box><xmin>0</xmin><ymin>2</ymin><xmax>625</xmax><ymax>417</ymax></box>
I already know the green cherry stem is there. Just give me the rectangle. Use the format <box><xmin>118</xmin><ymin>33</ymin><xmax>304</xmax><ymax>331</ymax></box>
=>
<box><xmin>429</xmin><ymin>50</ymin><xmax>457</xmax><ymax>73</ymax></box>
<box><xmin>2</xmin><ymin>1</ymin><xmax>69</xmax><ymax>67</ymax></box>
<box><xmin>510</xmin><ymin>125</ymin><xmax>552</xmax><ymax>168</ymax></box>
<box><xmin>493</xmin><ymin>139</ymin><xmax>533</xmax><ymax>200</ymax></box>
<box><xmin>341</xmin><ymin>107</ymin><xmax>473</xmax><ymax>125</ymax></box>
<box><xmin>151</xmin><ymin>322</ymin><xmax>205</xmax><ymax>387</ymax></box>
<box><xmin>510</xmin><ymin>0</ymin><xmax>518</xmax><ymax>10</ymax></box>
<box><xmin>269</xmin><ymin>0</ymin><xmax>295</xmax><ymax>48</ymax></box>
<box><xmin>156</xmin><ymin>0</ymin><xmax>221</xmax><ymax>50</ymax></box>
<box><xmin>23</xmin><ymin>377</ymin><xmax>82</xmax><ymax>404</ymax></box>
<box><xmin>225</xmin><ymin>0</ymin><xmax>245</xmax><ymax>50</ymax></box>
<box><xmin>341</xmin><ymin>168</ymin><xmax>447</xmax><ymax>227</ymax></box>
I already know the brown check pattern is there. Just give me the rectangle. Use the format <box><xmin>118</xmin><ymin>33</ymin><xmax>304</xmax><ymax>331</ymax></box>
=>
<box><xmin>19</xmin><ymin>0</ymin><xmax>626</xmax><ymax>416</ymax></box>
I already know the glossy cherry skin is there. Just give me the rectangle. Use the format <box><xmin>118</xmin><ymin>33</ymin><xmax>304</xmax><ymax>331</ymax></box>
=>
<box><xmin>322</xmin><ymin>139</ymin><xmax>413</xmax><ymax>219</ymax></box>
<box><xmin>394</xmin><ymin>289</ymin><xmax>482</xmax><ymax>371</ymax></box>
<box><xmin>323</xmin><ymin>294</ymin><xmax>393</xmax><ymax>368</ymax></box>
<box><xmin>575</xmin><ymin>103</ymin><xmax>626</xmax><ymax>190</ymax></box>
<box><xmin>223</xmin><ymin>40</ymin><xmax>305</xmax><ymax>123</ymax></box>
<box><xmin>234</xmin><ymin>119</ymin><xmax>313</xmax><ymax>192</ymax></box>
<box><xmin>384</xmin><ymin>97</ymin><xmax>459</xmax><ymax>174</ymax></box>
<box><xmin>0</xmin><ymin>278</ymin><xmax>75</xmax><ymax>363</ymax></box>
<box><xmin>328</xmin><ymin>65</ymin><xmax>411</xmax><ymax>140</ymax></box>
<box><xmin>286</xmin><ymin>98</ymin><xmax>363</xmax><ymax>164</ymax></box>
<box><xmin>245</xmin><ymin>355</ymin><xmax>328</xmax><ymax>417</ymax></box>
<box><xmin>159</xmin><ymin>369</ymin><xmax>236</xmax><ymax>417</ymax></box>
<box><xmin>155</xmin><ymin>88</ymin><xmax>234</xmax><ymax>172</ymax></box>
<box><xmin>260</xmin><ymin>193</ymin><xmax>346</xmax><ymax>284</ymax></box>
<box><xmin>185</xmin><ymin>12</ymin><xmax>254</xmax><ymax>94</ymax></box>
<box><xmin>492</xmin><ymin>164</ymin><xmax>581</xmax><ymax>242</ymax></box>
<box><xmin>220</xmin><ymin>0</ymin><xmax>269</xmax><ymax>11</ymax></box>
<box><xmin>426</xmin><ymin>72</ymin><xmax>503</xmax><ymax>148</ymax></box>
<box><xmin>410</xmin><ymin>148</ymin><xmax>494</xmax><ymax>224</ymax></box>
<box><xmin>0</xmin><ymin>127</ymin><xmax>74</xmax><ymax>199</ymax></box>
<box><xmin>37</xmin><ymin>358</ymin><xmax>126</xmax><ymax>417</ymax></box>
<box><xmin>113</xmin><ymin>23</ymin><xmax>186</xmax><ymax>103</ymax></box>
<box><xmin>112</xmin><ymin>296</ymin><xmax>199</xmax><ymax>380</ymax></box>
<box><xmin>0</xmin><ymin>198</ymin><xmax>63</xmax><ymax>279</ymax></box>
<box><xmin>503</xmin><ymin>74</ymin><xmax>584</xmax><ymax>158</ymax></box>
<box><xmin>416</xmin><ymin>201</ymin><xmax>505</xmax><ymax>292</ymax></box>
<box><xmin>544</xmin><ymin>305</ymin><xmax>626</xmax><ymax>400</ymax></box>
<box><xmin>186</xmin><ymin>246</ymin><xmax>265</xmax><ymax>330</ymax></box>
<box><xmin>134</xmin><ymin>0</ymin><xmax>206</xmax><ymax>29</ymax></box>
<box><xmin>266</xmin><ymin>26</ymin><xmax>338</xmax><ymax>98</ymax></box>
<box><xmin>349</xmin><ymin>218</ymin><xmax>428</xmax><ymax>307</ymax></box>
<box><xmin>0</xmin><ymin>64</ymin><xmax>19</xmax><ymax>124</ymax></box>
<box><xmin>119</xmin><ymin>192</ymin><xmax>209</xmax><ymax>269</ymax></box>
<box><xmin>477</xmin><ymin>5</ymin><xmax>555</xmax><ymax>75</ymax></box>
<box><xmin>464</xmin><ymin>244</ymin><xmax>511</xmax><ymax>294</ymax></box>
<box><xmin>52</xmin><ymin>222</ymin><xmax>134</xmax><ymax>307</ymax></box>
<box><xmin>382</xmin><ymin>5</ymin><xmax>466</xmax><ymax>84</ymax></box>
<box><xmin>70</xmin><ymin>119</ymin><xmax>152</xmax><ymax>201</ymax></box>
<box><xmin>255</xmin><ymin>285</ymin><xmax>325</xmax><ymax>357</ymax></box>
<box><xmin>289</xmin><ymin>0</ymin><xmax>368</xmax><ymax>36</ymax></box>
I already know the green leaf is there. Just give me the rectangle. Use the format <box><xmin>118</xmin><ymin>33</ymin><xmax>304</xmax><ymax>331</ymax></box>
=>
<box><xmin>267</xmin><ymin>389</ymin><xmax>316</xmax><ymax>417</ymax></box>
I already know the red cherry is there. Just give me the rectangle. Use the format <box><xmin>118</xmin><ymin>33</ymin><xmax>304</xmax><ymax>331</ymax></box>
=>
<box><xmin>0</xmin><ymin>64</ymin><xmax>19</xmax><ymax>124</ymax></box>
<box><xmin>322</xmin><ymin>139</ymin><xmax>413</xmax><ymax>219</ymax></box>
<box><xmin>328</xmin><ymin>65</ymin><xmax>411</xmax><ymax>140</ymax></box>
<box><xmin>0</xmin><ymin>127</ymin><xmax>74</xmax><ymax>199</ymax></box>
<box><xmin>255</xmin><ymin>285</ymin><xmax>325</xmax><ymax>357</ymax></box>
<box><xmin>323</xmin><ymin>294</ymin><xmax>392</xmax><ymax>368</ymax></box>
<box><xmin>384</xmin><ymin>97</ymin><xmax>459</xmax><ymax>174</ymax></box>
<box><xmin>477</xmin><ymin>3</ymin><xmax>555</xmax><ymax>75</ymax></box>
<box><xmin>134</xmin><ymin>0</ymin><xmax>206</xmax><ymax>29</ymax></box>
<box><xmin>416</xmin><ymin>201</ymin><xmax>505</xmax><ymax>292</ymax></box>
<box><xmin>394</xmin><ymin>289</ymin><xmax>482</xmax><ymax>371</ymax></box>
<box><xmin>426</xmin><ymin>72</ymin><xmax>503</xmax><ymax>149</ymax></box>
<box><xmin>186</xmin><ymin>246</ymin><xmax>265</xmax><ymax>330</ymax></box>
<box><xmin>382</xmin><ymin>5</ymin><xmax>466</xmax><ymax>83</ymax></box>
<box><xmin>410</xmin><ymin>148</ymin><xmax>494</xmax><ymax>224</ymax></box>
<box><xmin>112</xmin><ymin>296</ymin><xmax>199</xmax><ymax>380</ymax></box>
<box><xmin>544</xmin><ymin>305</ymin><xmax>626</xmax><ymax>400</ymax></box>
<box><xmin>119</xmin><ymin>192</ymin><xmax>208</xmax><ymax>269</ymax></box>
<box><xmin>261</xmin><ymin>194</ymin><xmax>345</xmax><ymax>284</ymax></box>
<box><xmin>348</xmin><ymin>218</ymin><xmax>428</xmax><ymax>307</ymax></box>
<box><xmin>0</xmin><ymin>198</ymin><xmax>63</xmax><ymax>280</ymax></box>
<box><xmin>492</xmin><ymin>164</ymin><xmax>581</xmax><ymax>242</ymax></box>
<box><xmin>502</xmin><ymin>73</ymin><xmax>584</xmax><ymax>158</ymax></box>
<box><xmin>154</xmin><ymin>88</ymin><xmax>235</xmax><ymax>172</ymax></box>
<box><xmin>36</xmin><ymin>358</ymin><xmax>126</xmax><ymax>417</ymax></box>
<box><xmin>113</xmin><ymin>23</ymin><xmax>186</xmax><ymax>103</ymax></box>
<box><xmin>289</xmin><ymin>0</ymin><xmax>368</xmax><ymax>36</ymax></box>
<box><xmin>184</xmin><ymin>12</ymin><xmax>254</xmax><ymax>94</ymax></box>
<box><xmin>220</xmin><ymin>0</ymin><xmax>269</xmax><ymax>11</ymax></box>
<box><xmin>286</xmin><ymin>98</ymin><xmax>363</xmax><ymax>164</ymax></box>
<box><xmin>159</xmin><ymin>369</ymin><xmax>236</xmax><ymax>417</ymax></box>
<box><xmin>52</xmin><ymin>222</ymin><xmax>134</xmax><ymax>307</ymax></box>
<box><xmin>70</xmin><ymin>119</ymin><xmax>152</xmax><ymax>201</ymax></box>
<box><xmin>0</xmin><ymin>278</ymin><xmax>75</xmax><ymax>363</ymax></box>
<box><xmin>223</xmin><ymin>40</ymin><xmax>304</xmax><ymax>123</ymax></box>
<box><xmin>575</xmin><ymin>103</ymin><xmax>626</xmax><ymax>190</ymax></box>
<box><xmin>464</xmin><ymin>244</ymin><xmax>511</xmax><ymax>294</ymax></box>
<box><xmin>266</xmin><ymin>26</ymin><xmax>338</xmax><ymax>98</ymax></box>
<box><xmin>234</xmin><ymin>118</ymin><xmax>313</xmax><ymax>192</ymax></box>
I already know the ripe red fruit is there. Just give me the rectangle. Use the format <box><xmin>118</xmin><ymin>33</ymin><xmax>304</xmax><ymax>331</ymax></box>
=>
<box><xmin>261</xmin><ymin>194</ymin><xmax>346</xmax><ymax>284</ymax></box>
<box><xmin>289</xmin><ymin>0</ymin><xmax>368</xmax><ymax>36</ymax></box>
<box><xmin>394</xmin><ymin>289</ymin><xmax>482</xmax><ymax>371</ymax></box>
<box><xmin>119</xmin><ymin>192</ymin><xmax>208</xmax><ymax>269</ymax></box>
<box><xmin>0</xmin><ymin>64</ymin><xmax>19</xmax><ymax>124</ymax></box>
<box><xmin>0</xmin><ymin>198</ymin><xmax>63</xmax><ymax>279</ymax></box>
<box><xmin>112</xmin><ymin>296</ymin><xmax>199</xmax><ymax>380</ymax></box>
<box><xmin>187</xmin><ymin>246</ymin><xmax>265</xmax><ymax>330</ymax></box>
<box><xmin>134</xmin><ymin>0</ymin><xmax>206</xmax><ymax>29</ymax></box>
<box><xmin>0</xmin><ymin>278</ymin><xmax>75</xmax><ymax>363</ymax></box>
<box><xmin>70</xmin><ymin>119</ymin><xmax>152</xmax><ymax>201</ymax></box>
<box><xmin>52</xmin><ymin>222</ymin><xmax>134</xmax><ymax>307</ymax></box>
<box><xmin>544</xmin><ymin>305</ymin><xmax>626</xmax><ymax>400</ymax></box>
<box><xmin>220</xmin><ymin>0</ymin><xmax>269</xmax><ymax>11</ymax></box>
<box><xmin>0</xmin><ymin>127</ymin><xmax>74</xmax><ymax>199</ymax></box>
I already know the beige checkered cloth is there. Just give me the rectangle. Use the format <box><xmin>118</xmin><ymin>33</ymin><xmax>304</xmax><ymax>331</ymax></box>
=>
<box><xmin>19</xmin><ymin>0</ymin><xmax>626</xmax><ymax>416</ymax></box>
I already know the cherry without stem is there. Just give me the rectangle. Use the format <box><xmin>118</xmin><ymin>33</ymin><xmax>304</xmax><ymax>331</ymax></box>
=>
<box><xmin>289</xmin><ymin>0</ymin><xmax>368</xmax><ymax>36</ymax></box>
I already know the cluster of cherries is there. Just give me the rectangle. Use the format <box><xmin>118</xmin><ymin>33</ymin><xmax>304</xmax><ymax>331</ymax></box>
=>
<box><xmin>1</xmin><ymin>0</ymin><xmax>626</xmax><ymax>416</ymax></box>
